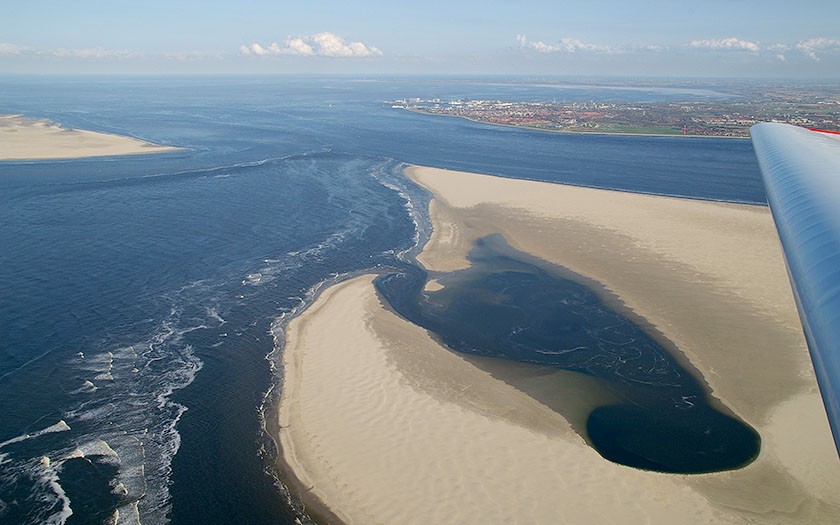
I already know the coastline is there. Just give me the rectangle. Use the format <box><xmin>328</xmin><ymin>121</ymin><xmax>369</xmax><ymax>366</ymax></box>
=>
<box><xmin>403</xmin><ymin>107</ymin><xmax>751</xmax><ymax>139</ymax></box>
<box><xmin>275</xmin><ymin>165</ymin><xmax>840</xmax><ymax>523</ymax></box>
<box><xmin>0</xmin><ymin>114</ymin><xmax>182</xmax><ymax>160</ymax></box>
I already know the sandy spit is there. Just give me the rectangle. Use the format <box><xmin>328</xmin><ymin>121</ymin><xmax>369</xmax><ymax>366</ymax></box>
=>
<box><xmin>0</xmin><ymin>114</ymin><xmax>181</xmax><ymax>160</ymax></box>
<box><xmin>276</xmin><ymin>165</ymin><xmax>840</xmax><ymax>524</ymax></box>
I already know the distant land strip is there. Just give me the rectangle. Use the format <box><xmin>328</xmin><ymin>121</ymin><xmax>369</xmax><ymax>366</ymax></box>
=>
<box><xmin>390</xmin><ymin>96</ymin><xmax>840</xmax><ymax>138</ymax></box>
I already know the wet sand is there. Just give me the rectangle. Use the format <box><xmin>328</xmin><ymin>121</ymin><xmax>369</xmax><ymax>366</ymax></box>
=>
<box><xmin>0</xmin><ymin>114</ymin><xmax>181</xmax><ymax>160</ymax></box>
<box><xmin>276</xmin><ymin>165</ymin><xmax>840</xmax><ymax>524</ymax></box>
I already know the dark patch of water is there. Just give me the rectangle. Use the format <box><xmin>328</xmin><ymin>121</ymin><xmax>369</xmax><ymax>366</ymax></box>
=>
<box><xmin>376</xmin><ymin>235</ymin><xmax>760</xmax><ymax>473</ymax></box>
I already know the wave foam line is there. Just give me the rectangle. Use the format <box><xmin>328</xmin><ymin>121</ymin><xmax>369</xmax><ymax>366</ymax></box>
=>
<box><xmin>62</xmin><ymin>439</ymin><xmax>119</xmax><ymax>462</ymax></box>
<box><xmin>114</xmin><ymin>501</ymin><xmax>142</xmax><ymax>525</ymax></box>
<box><xmin>369</xmin><ymin>160</ymin><xmax>432</xmax><ymax>262</ymax></box>
<box><xmin>36</xmin><ymin>455</ymin><xmax>73</xmax><ymax>525</ymax></box>
<box><xmin>0</xmin><ymin>421</ymin><xmax>71</xmax><ymax>449</ymax></box>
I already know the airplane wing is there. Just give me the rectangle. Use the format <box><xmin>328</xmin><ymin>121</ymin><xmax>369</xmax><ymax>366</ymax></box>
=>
<box><xmin>751</xmin><ymin>122</ymin><xmax>840</xmax><ymax>457</ymax></box>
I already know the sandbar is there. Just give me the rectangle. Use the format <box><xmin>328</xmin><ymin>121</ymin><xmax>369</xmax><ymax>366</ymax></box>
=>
<box><xmin>277</xmin><ymin>165</ymin><xmax>840</xmax><ymax>523</ymax></box>
<box><xmin>0</xmin><ymin>114</ymin><xmax>181</xmax><ymax>160</ymax></box>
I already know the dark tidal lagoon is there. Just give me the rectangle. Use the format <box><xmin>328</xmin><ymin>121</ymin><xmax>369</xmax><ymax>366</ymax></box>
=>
<box><xmin>376</xmin><ymin>235</ymin><xmax>760</xmax><ymax>473</ymax></box>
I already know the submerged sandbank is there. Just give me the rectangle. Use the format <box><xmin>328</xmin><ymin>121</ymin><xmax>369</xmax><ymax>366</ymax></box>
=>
<box><xmin>0</xmin><ymin>114</ymin><xmax>181</xmax><ymax>160</ymax></box>
<box><xmin>277</xmin><ymin>165</ymin><xmax>840</xmax><ymax>523</ymax></box>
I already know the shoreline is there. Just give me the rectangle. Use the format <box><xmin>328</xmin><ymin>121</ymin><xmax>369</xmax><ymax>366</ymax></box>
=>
<box><xmin>403</xmin><ymin>107</ymin><xmax>751</xmax><ymax>140</ymax></box>
<box><xmin>0</xmin><ymin>114</ymin><xmax>183</xmax><ymax>160</ymax></box>
<box><xmin>275</xmin><ymin>165</ymin><xmax>840</xmax><ymax>523</ymax></box>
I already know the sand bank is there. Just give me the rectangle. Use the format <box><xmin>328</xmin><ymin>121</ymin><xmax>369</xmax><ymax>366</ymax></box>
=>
<box><xmin>277</xmin><ymin>166</ymin><xmax>840</xmax><ymax>523</ymax></box>
<box><xmin>0</xmin><ymin>114</ymin><xmax>181</xmax><ymax>160</ymax></box>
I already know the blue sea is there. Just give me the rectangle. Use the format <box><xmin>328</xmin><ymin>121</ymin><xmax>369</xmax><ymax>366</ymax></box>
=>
<box><xmin>0</xmin><ymin>76</ymin><xmax>765</xmax><ymax>524</ymax></box>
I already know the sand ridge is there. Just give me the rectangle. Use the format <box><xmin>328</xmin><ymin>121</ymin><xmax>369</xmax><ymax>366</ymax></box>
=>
<box><xmin>0</xmin><ymin>114</ymin><xmax>181</xmax><ymax>160</ymax></box>
<box><xmin>276</xmin><ymin>165</ymin><xmax>840</xmax><ymax>524</ymax></box>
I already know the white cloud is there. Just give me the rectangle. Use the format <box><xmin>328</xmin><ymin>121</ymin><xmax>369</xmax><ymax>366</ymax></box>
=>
<box><xmin>689</xmin><ymin>37</ymin><xmax>760</xmax><ymax>53</ymax></box>
<box><xmin>515</xmin><ymin>33</ymin><xmax>840</xmax><ymax>64</ymax></box>
<box><xmin>240</xmin><ymin>43</ymin><xmax>263</xmax><ymax>56</ymax></box>
<box><xmin>0</xmin><ymin>43</ymin><xmax>27</xmax><ymax>55</ymax></box>
<box><xmin>240</xmin><ymin>32</ymin><xmax>382</xmax><ymax>58</ymax></box>
<box><xmin>794</xmin><ymin>37</ymin><xmax>840</xmax><ymax>61</ymax></box>
<box><xmin>163</xmin><ymin>51</ymin><xmax>222</xmax><ymax>62</ymax></box>
<box><xmin>1</xmin><ymin>42</ymin><xmax>223</xmax><ymax>63</ymax></box>
<box><xmin>51</xmin><ymin>48</ymin><xmax>137</xmax><ymax>59</ymax></box>
<box><xmin>0</xmin><ymin>43</ymin><xmax>138</xmax><ymax>59</ymax></box>
<box><xmin>516</xmin><ymin>34</ymin><xmax>614</xmax><ymax>54</ymax></box>
<box><xmin>285</xmin><ymin>38</ymin><xmax>314</xmax><ymax>56</ymax></box>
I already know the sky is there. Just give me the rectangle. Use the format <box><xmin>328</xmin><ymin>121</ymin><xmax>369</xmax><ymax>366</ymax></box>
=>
<box><xmin>2</xmin><ymin>0</ymin><xmax>840</xmax><ymax>77</ymax></box>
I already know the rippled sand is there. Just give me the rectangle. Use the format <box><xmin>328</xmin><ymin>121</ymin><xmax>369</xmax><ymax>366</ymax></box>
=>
<box><xmin>276</xmin><ymin>165</ymin><xmax>840</xmax><ymax>524</ymax></box>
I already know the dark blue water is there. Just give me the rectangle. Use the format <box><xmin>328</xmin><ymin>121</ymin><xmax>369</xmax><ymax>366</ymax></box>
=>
<box><xmin>0</xmin><ymin>76</ymin><xmax>765</xmax><ymax>525</ymax></box>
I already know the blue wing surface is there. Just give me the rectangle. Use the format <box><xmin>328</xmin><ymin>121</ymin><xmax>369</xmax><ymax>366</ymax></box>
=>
<box><xmin>751</xmin><ymin>122</ymin><xmax>840</xmax><ymax>457</ymax></box>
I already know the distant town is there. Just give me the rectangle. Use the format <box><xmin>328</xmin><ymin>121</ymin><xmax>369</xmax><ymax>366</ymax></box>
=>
<box><xmin>388</xmin><ymin>81</ymin><xmax>840</xmax><ymax>138</ymax></box>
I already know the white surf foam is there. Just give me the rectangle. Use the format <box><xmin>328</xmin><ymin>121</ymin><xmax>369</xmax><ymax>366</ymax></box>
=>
<box><xmin>368</xmin><ymin>160</ymin><xmax>432</xmax><ymax>261</ymax></box>
<box><xmin>0</xmin><ymin>420</ymin><xmax>71</xmax><ymax>449</ymax></box>
<box><xmin>115</xmin><ymin>501</ymin><xmax>142</xmax><ymax>525</ymax></box>
<box><xmin>62</xmin><ymin>439</ymin><xmax>119</xmax><ymax>463</ymax></box>
<box><xmin>206</xmin><ymin>306</ymin><xmax>226</xmax><ymax>325</ymax></box>
<box><xmin>34</xmin><ymin>455</ymin><xmax>74</xmax><ymax>525</ymax></box>
<box><xmin>69</xmin><ymin>380</ymin><xmax>97</xmax><ymax>394</ymax></box>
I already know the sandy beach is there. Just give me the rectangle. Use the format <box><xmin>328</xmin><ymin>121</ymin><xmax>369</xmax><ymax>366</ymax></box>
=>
<box><xmin>0</xmin><ymin>114</ymin><xmax>181</xmax><ymax>160</ymax></box>
<box><xmin>277</xmin><ymin>165</ymin><xmax>840</xmax><ymax>523</ymax></box>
